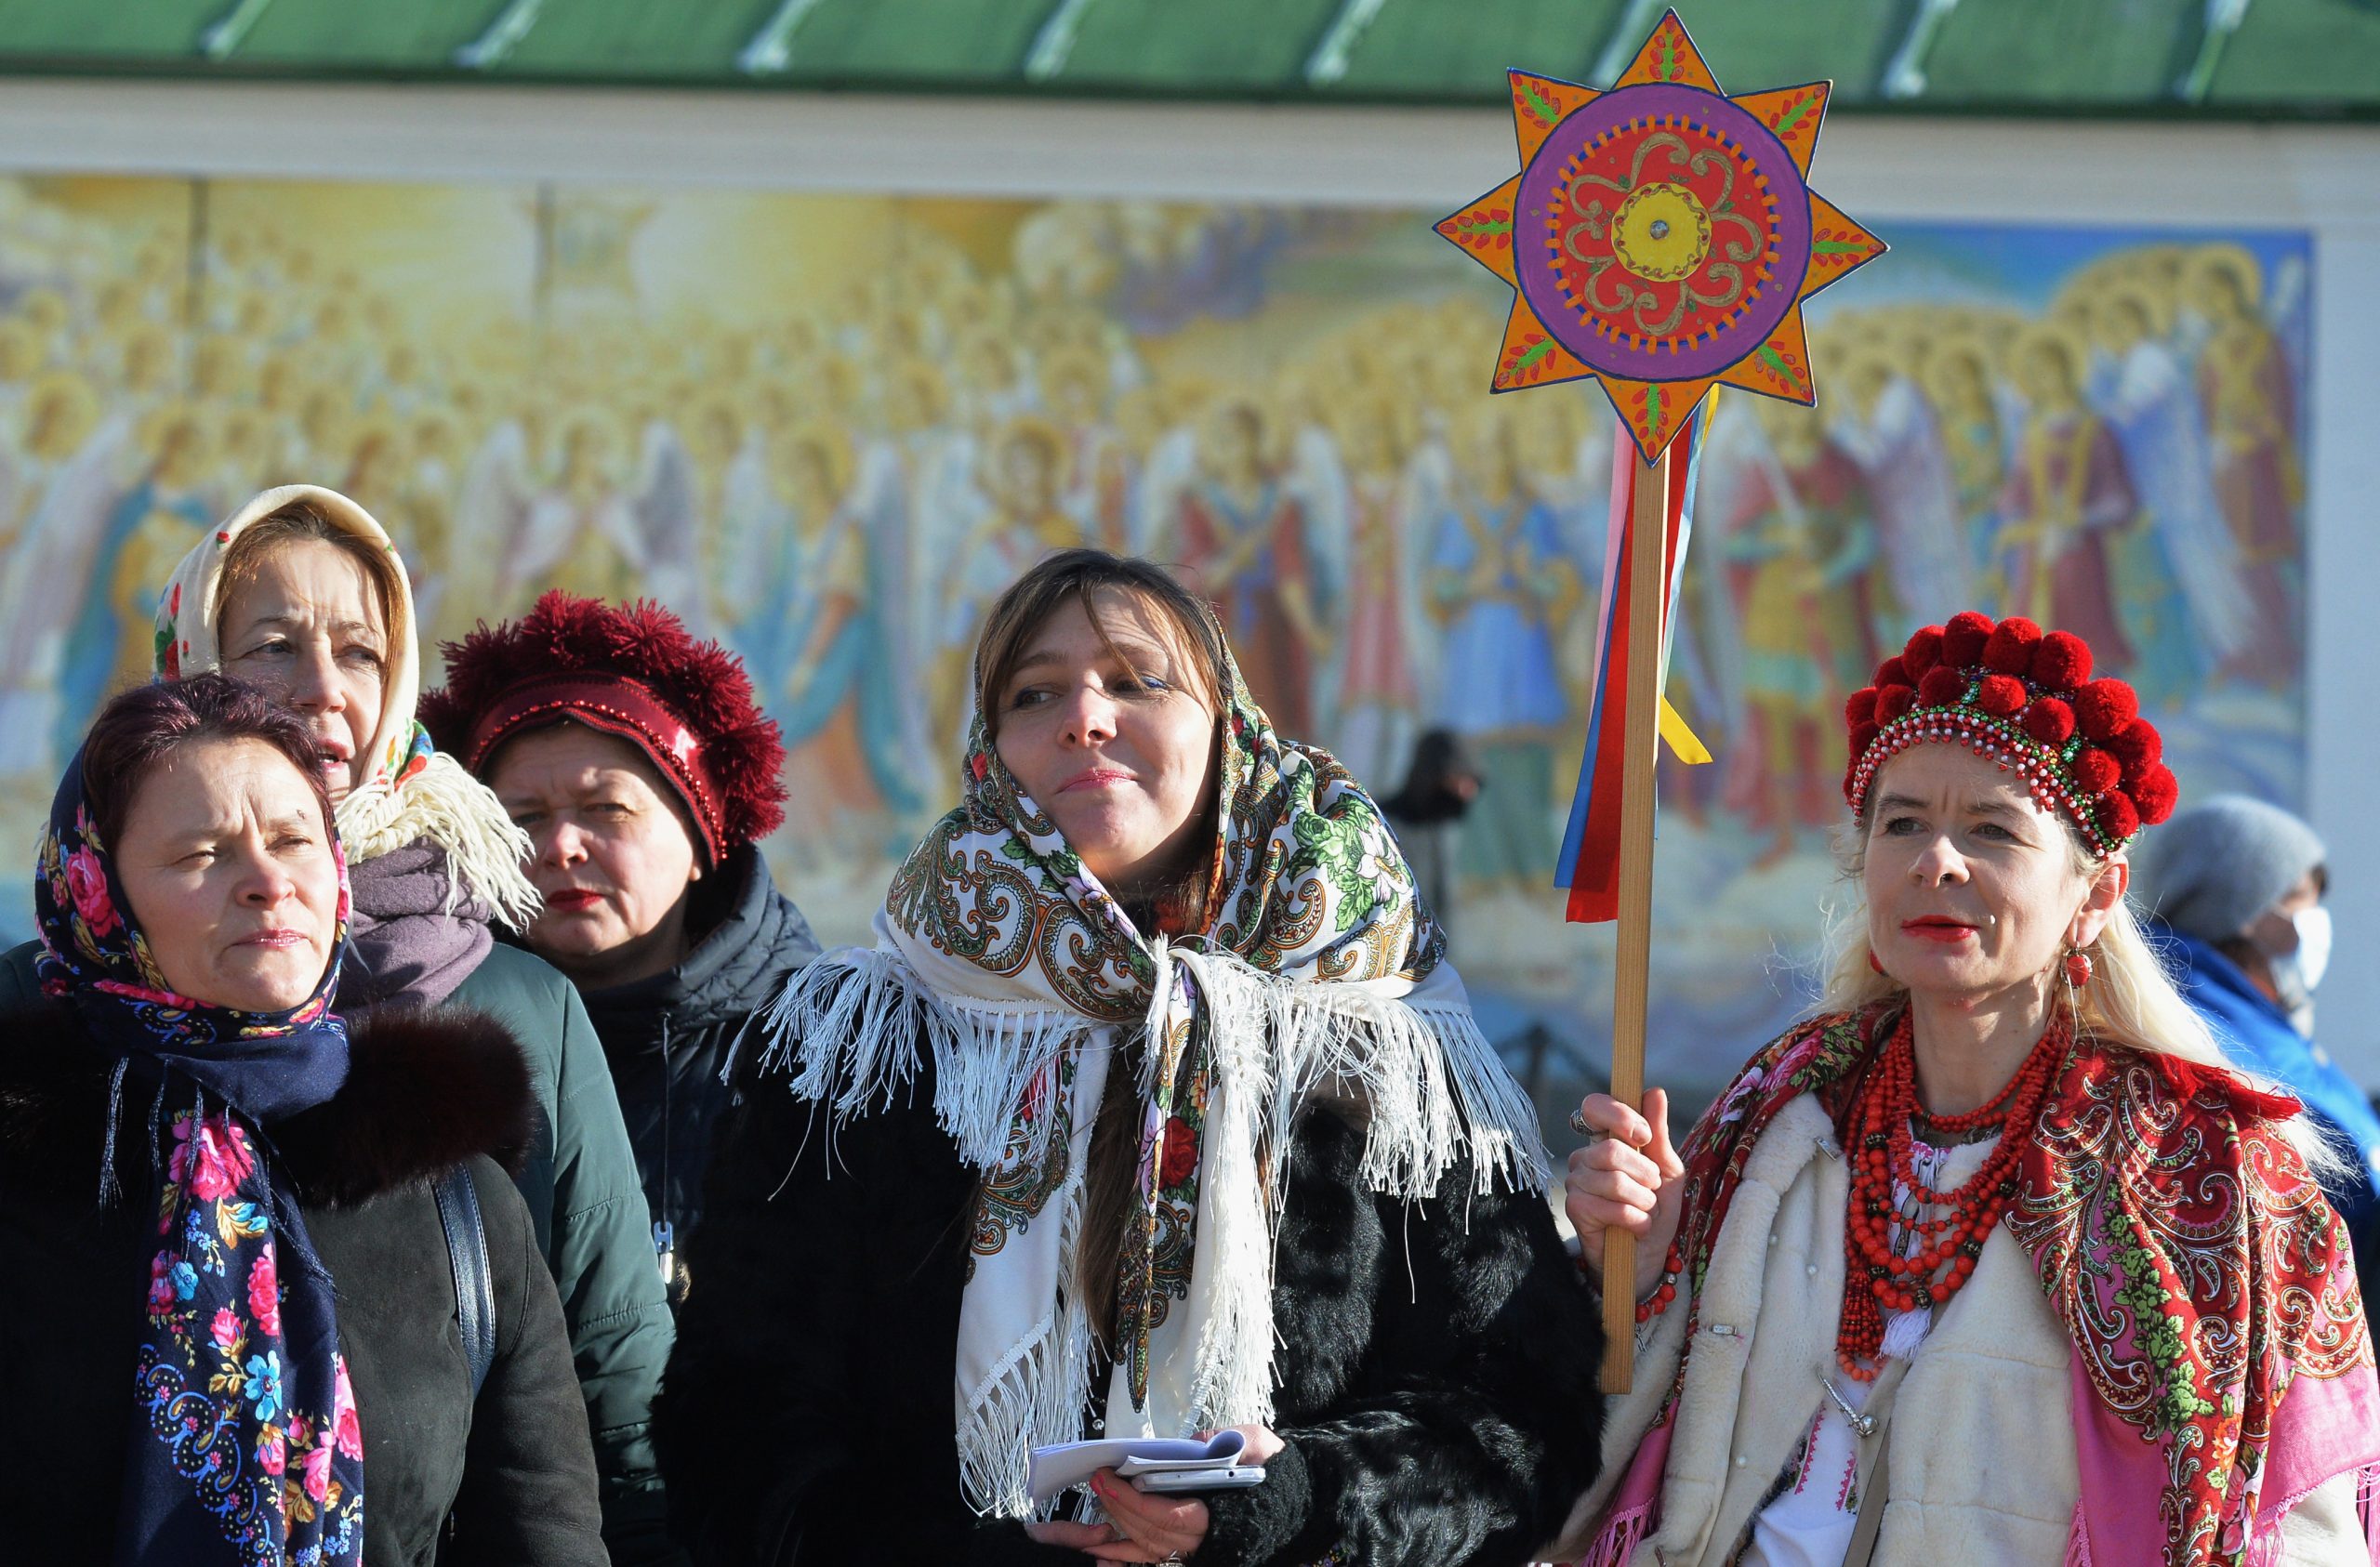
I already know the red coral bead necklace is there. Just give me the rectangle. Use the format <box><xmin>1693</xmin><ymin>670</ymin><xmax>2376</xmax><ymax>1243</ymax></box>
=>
<box><xmin>1836</xmin><ymin>1005</ymin><xmax>2068</xmax><ymax>1381</ymax></box>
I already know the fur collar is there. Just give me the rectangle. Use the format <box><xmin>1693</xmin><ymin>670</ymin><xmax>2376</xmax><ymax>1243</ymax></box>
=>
<box><xmin>0</xmin><ymin>999</ymin><xmax>538</xmax><ymax>1209</ymax></box>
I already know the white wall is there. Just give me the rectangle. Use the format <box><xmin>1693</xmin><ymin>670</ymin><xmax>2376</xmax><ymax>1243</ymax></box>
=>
<box><xmin>2</xmin><ymin>80</ymin><xmax>2373</xmax><ymax>1074</ymax></box>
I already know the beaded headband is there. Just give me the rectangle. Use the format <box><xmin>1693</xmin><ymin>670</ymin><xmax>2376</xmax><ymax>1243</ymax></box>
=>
<box><xmin>1844</xmin><ymin>611</ymin><xmax>2178</xmax><ymax>858</ymax></box>
<box><xmin>462</xmin><ymin>673</ymin><xmax>728</xmax><ymax>867</ymax></box>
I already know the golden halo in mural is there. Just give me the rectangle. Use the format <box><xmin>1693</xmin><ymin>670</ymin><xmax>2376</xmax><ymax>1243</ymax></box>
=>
<box><xmin>1609</xmin><ymin>182</ymin><xmax>1712</xmax><ymax>283</ymax></box>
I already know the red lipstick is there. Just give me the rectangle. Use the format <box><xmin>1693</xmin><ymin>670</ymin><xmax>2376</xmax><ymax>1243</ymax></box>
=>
<box><xmin>1900</xmin><ymin>916</ymin><xmax>1978</xmax><ymax>944</ymax></box>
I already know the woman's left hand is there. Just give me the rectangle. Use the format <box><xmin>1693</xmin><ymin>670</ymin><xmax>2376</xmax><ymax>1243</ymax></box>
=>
<box><xmin>1023</xmin><ymin>1424</ymin><xmax>1283</xmax><ymax>1561</ymax></box>
<box><xmin>1025</xmin><ymin>1476</ymin><xmax>1208</xmax><ymax>1562</ymax></box>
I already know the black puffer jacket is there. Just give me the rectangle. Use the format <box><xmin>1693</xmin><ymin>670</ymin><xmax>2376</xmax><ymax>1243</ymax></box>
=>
<box><xmin>0</xmin><ymin>1000</ymin><xmax>607</xmax><ymax>1566</ymax></box>
<box><xmin>657</xmin><ymin>1028</ymin><xmax>1605</xmax><ymax>1567</ymax></box>
<box><xmin>572</xmin><ymin>843</ymin><xmax>818</xmax><ymax>1300</ymax></box>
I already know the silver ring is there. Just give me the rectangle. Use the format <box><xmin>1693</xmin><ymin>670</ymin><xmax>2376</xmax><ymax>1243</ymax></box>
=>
<box><xmin>1568</xmin><ymin>1107</ymin><xmax>1593</xmax><ymax>1135</ymax></box>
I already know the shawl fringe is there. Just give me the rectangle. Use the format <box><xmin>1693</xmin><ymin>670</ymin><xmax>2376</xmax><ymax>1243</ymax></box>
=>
<box><xmin>1574</xmin><ymin>1500</ymin><xmax>1652</xmax><ymax>1567</ymax></box>
<box><xmin>754</xmin><ymin>942</ymin><xmax>1552</xmax><ymax>1520</ymax></box>
<box><xmin>953</xmin><ymin>1158</ymin><xmax>1095</xmax><ymax>1521</ymax></box>
<box><xmin>753</xmin><ymin>943</ymin><xmax>1551</xmax><ymax>1195</ymax></box>
<box><xmin>2067</xmin><ymin>1501</ymin><xmax>2095</xmax><ymax>1567</ymax></box>
<box><xmin>336</xmin><ymin>749</ymin><xmax>541</xmax><ymax>930</ymax></box>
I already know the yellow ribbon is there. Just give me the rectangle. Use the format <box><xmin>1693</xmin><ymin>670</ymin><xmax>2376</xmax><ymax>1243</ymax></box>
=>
<box><xmin>1659</xmin><ymin>696</ymin><xmax>1712</xmax><ymax>765</ymax></box>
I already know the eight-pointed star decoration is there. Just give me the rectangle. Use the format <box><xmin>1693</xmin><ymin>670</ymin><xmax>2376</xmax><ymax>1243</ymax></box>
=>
<box><xmin>1435</xmin><ymin>8</ymin><xmax>1887</xmax><ymax>464</ymax></box>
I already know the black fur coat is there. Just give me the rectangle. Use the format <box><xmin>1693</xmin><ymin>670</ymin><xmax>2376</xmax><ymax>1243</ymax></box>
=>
<box><xmin>0</xmin><ymin>998</ymin><xmax>608</xmax><ymax>1567</ymax></box>
<box><xmin>657</xmin><ymin>1031</ymin><xmax>1605</xmax><ymax>1566</ymax></box>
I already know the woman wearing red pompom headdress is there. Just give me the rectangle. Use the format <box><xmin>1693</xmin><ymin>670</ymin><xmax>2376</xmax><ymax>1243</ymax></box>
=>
<box><xmin>1554</xmin><ymin>610</ymin><xmax>2380</xmax><ymax>1567</ymax></box>
<box><xmin>423</xmin><ymin>590</ymin><xmax>818</xmax><ymax>1310</ymax></box>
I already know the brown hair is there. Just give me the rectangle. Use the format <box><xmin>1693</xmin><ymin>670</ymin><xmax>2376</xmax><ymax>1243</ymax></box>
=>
<box><xmin>81</xmin><ymin>673</ymin><xmax>334</xmax><ymax>852</ymax></box>
<box><xmin>972</xmin><ymin>550</ymin><xmax>1230</xmax><ymax>1337</ymax></box>
<box><xmin>972</xmin><ymin>548</ymin><xmax>1228</xmax><ymax>733</ymax></box>
<box><xmin>216</xmin><ymin>498</ymin><xmax>404</xmax><ymax>656</ymax></box>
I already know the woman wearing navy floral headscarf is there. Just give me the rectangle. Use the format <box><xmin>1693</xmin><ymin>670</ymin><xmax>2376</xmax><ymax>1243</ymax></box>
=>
<box><xmin>0</xmin><ymin>673</ymin><xmax>606</xmax><ymax>1564</ymax></box>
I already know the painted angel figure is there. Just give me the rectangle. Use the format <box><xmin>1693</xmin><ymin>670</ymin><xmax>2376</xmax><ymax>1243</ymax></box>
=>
<box><xmin>1924</xmin><ymin>340</ymin><xmax>2009</xmax><ymax>598</ymax></box>
<box><xmin>1424</xmin><ymin>403</ymin><xmax>1579</xmax><ymax>893</ymax></box>
<box><xmin>765</xmin><ymin>420</ymin><xmax>921</xmax><ymax>848</ymax></box>
<box><xmin>630</xmin><ymin>417</ymin><xmax>707</xmax><ymax>631</ymax></box>
<box><xmin>446</xmin><ymin>401</ymin><xmax>552</xmax><ymax>640</ymax></box>
<box><xmin>513</xmin><ymin>413</ymin><xmax>648</xmax><ymax>608</ymax></box>
<box><xmin>2090</xmin><ymin>289</ymin><xmax>2256</xmax><ymax>698</ymax></box>
<box><xmin>881</xmin><ymin>358</ymin><xmax>985</xmax><ymax>693</ymax></box>
<box><xmin>1716</xmin><ymin>404</ymin><xmax>1879</xmax><ymax>867</ymax></box>
<box><xmin>1328</xmin><ymin>403</ymin><xmax>1433</xmax><ymax>791</ymax></box>
<box><xmin>715</xmin><ymin>415</ymin><xmax>779</xmax><ymax>638</ymax></box>
<box><xmin>1173</xmin><ymin>399</ymin><xmax>1323</xmax><ymax>738</ymax></box>
<box><xmin>0</xmin><ymin>386</ymin><xmax>130</xmax><ymax>784</ymax></box>
<box><xmin>1996</xmin><ymin>329</ymin><xmax>2138</xmax><ymax>675</ymax></box>
<box><xmin>1831</xmin><ymin>350</ymin><xmax>1971</xmax><ymax>645</ymax></box>
<box><xmin>1041</xmin><ymin>347</ymin><xmax>1132</xmax><ymax>553</ymax></box>
<box><xmin>2188</xmin><ymin>248</ymin><xmax>2302</xmax><ymax>690</ymax></box>
<box><xmin>934</xmin><ymin>417</ymin><xmax>1084</xmax><ymax>753</ymax></box>
<box><xmin>55</xmin><ymin>405</ymin><xmax>216</xmax><ymax>769</ymax></box>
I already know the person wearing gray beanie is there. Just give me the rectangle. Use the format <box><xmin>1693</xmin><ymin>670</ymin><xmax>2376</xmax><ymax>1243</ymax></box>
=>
<box><xmin>2135</xmin><ymin>793</ymin><xmax>2378</xmax><ymax>1276</ymax></box>
<box><xmin>2135</xmin><ymin>794</ymin><xmax>2327</xmax><ymax>991</ymax></box>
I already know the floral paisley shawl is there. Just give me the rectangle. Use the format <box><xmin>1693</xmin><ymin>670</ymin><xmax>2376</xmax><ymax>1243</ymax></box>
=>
<box><xmin>759</xmin><ymin>639</ymin><xmax>1544</xmax><ymax>1518</ymax></box>
<box><xmin>1594</xmin><ymin>1005</ymin><xmax>2377</xmax><ymax>1567</ymax></box>
<box><xmin>36</xmin><ymin>759</ymin><xmax>365</xmax><ymax>1565</ymax></box>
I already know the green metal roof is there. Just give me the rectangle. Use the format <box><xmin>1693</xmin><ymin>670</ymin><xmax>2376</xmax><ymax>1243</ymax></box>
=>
<box><xmin>0</xmin><ymin>0</ymin><xmax>2373</xmax><ymax>117</ymax></box>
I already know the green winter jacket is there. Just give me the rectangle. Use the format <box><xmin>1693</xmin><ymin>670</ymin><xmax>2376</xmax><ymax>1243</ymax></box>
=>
<box><xmin>0</xmin><ymin>940</ymin><xmax>680</xmax><ymax>1565</ymax></box>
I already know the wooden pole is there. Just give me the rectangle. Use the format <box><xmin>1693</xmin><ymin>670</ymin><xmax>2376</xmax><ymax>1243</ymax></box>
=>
<box><xmin>1599</xmin><ymin>441</ymin><xmax>1671</xmax><ymax>1396</ymax></box>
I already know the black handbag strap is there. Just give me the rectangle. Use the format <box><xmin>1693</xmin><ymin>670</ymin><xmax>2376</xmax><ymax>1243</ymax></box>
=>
<box><xmin>431</xmin><ymin>1163</ymin><xmax>496</xmax><ymax>1396</ymax></box>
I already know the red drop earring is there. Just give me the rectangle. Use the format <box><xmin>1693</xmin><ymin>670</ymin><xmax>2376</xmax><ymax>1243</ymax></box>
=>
<box><xmin>2064</xmin><ymin>948</ymin><xmax>2093</xmax><ymax>988</ymax></box>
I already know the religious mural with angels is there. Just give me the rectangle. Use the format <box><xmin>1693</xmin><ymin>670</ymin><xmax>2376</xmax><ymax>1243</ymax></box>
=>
<box><xmin>0</xmin><ymin>169</ymin><xmax>2311</xmax><ymax>1094</ymax></box>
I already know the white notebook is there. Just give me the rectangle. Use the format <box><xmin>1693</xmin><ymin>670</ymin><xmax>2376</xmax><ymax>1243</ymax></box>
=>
<box><xmin>1027</xmin><ymin>1429</ymin><xmax>1250</xmax><ymax>1504</ymax></box>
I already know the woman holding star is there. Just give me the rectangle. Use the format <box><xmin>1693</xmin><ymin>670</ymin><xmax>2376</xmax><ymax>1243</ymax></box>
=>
<box><xmin>1555</xmin><ymin>612</ymin><xmax>2380</xmax><ymax>1567</ymax></box>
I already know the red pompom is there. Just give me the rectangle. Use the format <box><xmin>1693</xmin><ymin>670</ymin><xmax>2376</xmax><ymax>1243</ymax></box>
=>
<box><xmin>1845</xmin><ymin>689</ymin><xmax>1878</xmax><ymax>728</ymax></box>
<box><xmin>1982</xmin><ymin>617</ymin><xmax>2043</xmax><ymax>675</ymax></box>
<box><xmin>2103</xmin><ymin>719</ymin><xmax>2162</xmax><ymax>770</ymax></box>
<box><xmin>1902</xmin><ymin>625</ymin><xmax>1945</xmax><ymax>678</ymax></box>
<box><xmin>2072</xmin><ymin>678</ymin><xmax>2140</xmax><ymax>741</ymax></box>
<box><xmin>2070</xmin><ymin>748</ymin><xmax>2121</xmax><ymax>797</ymax></box>
<box><xmin>2096</xmin><ymin>793</ymin><xmax>2142</xmax><ymax>843</ymax></box>
<box><xmin>1941</xmin><ymin>611</ymin><xmax>1996</xmax><ymax>666</ymax></box>
<box><xmin>1873</xmin><ymin>655</ymin><xmax>1911</xmax><ymax>689</ymax></box>
<box><xmin>1877</xmin><ymin>685</ymin><xmax>1918</xmax><ymax>723</ymax></box>
<box><xmin>2131</xmin><ymin>763</ymin><xmax>2180</xmax><ymax>824</ymax></box>
<box><xmin>2021</xmin><ymin>697</ymin><xmax>2077</xmax><ymax>745</ymax></box>
<box><xmin>423</xmin><ymin>589</ymin><xmax>789</xmax><ymax>857</ymax></box>
<box><xmin>1848</xmin><ymin>720</ymin><xmax>1881</xmax><ymax>758</ymax></box>
<box><xmin>2030</xmin><ymin>631</ymin><xmax>2093</xmax><ymax>691</ymax></box>
<box><xmin>1918</xmin><ymin>666</ymin><xmax>1968</xmax><ymax>709</ymax></box>
<box><xmin>1976</xmin><ymin>675</ymin><xmax>2027</xmax><ymax>717</ymax></box>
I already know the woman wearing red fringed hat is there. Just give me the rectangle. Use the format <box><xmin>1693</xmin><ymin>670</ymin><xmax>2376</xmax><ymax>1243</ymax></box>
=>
<box><xmin>420</xmin><ymin>591</ymin><xmax>820</xmax><ymax>1310</ymax></box>
<box><xmin>0</xmin><ymin>485</ymin><xmax>680</xmax><ymax>1567</ymax></box>
<box><xmin>1554</xmin><ymin>612</ymin><xmax>2380</xmax><ymax>1567</ymax></box>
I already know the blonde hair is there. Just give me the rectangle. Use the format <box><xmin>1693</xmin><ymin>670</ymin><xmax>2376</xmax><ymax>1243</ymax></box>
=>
<box><xmin>1817</xmin><ymin>808</ymin><xmax>2341</xmax><ymax>1177</ymax></box>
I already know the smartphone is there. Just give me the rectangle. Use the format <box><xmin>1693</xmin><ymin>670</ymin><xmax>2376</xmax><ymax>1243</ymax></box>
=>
<box><xmin>1132</xmin><ymin>1465</ymin><xmax>1267</xmax><ymax>1494</ymax></box>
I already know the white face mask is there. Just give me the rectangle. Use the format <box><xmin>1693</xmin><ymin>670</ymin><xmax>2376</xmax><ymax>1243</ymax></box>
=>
<box><xmin>2269</xmin><ymin>904</ymin><xmax>2332</xmax><ymax>1035</ymax></box>
<box><xmin>2293</xmin><ymin>904</ymin><xmax>2333</xmax><ymax>993</ymax></box>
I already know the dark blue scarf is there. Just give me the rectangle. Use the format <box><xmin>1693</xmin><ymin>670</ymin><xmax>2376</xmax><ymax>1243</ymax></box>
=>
<box><xmin>35</xmin><ymin>750</ymin><xmax>365</xmax><ymax>1565</ymax></box>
